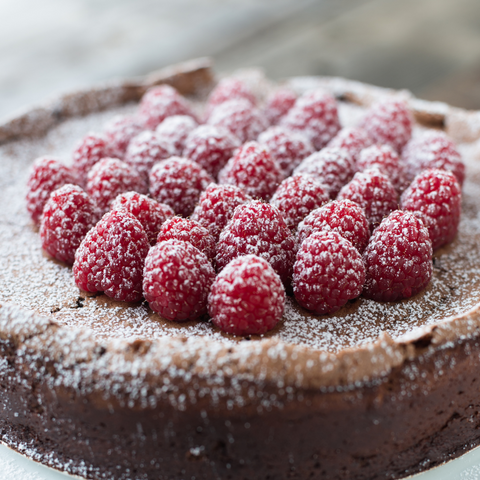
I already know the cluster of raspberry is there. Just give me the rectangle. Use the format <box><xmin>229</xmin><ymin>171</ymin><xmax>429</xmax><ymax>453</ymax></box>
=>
<box><xmin>26</xmin><ymin>77</ymin><xmax>464</xmax><ymax>336</ymax></box>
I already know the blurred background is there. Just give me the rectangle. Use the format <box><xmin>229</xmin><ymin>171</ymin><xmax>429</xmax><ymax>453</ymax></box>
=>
<box><xmin>1</xmin><ymin>0</ymin><xmax>480</xmax><ymax>118</ymax></box>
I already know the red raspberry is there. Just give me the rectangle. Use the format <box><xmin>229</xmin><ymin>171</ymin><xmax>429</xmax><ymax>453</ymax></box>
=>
<box><xmin>280</xmin><ymin>89</ymin><xmax>340</xmax><ymax>150</ymax></box>
<box><xmin>360</xmin><ymin>98</ymin><xmax>412</xmax><ymax>153</ymax></box>
<box><xmin>72</xmin><ymin>132</ymin><xmax>110</xmax><ymax>186</ymax></box>
<box><xmin>143</xmin><ymin>239</ymin><xmax>215</xmax><ymax>321</ymax></box>
<box><xmin>190</xmin><ymin>184</ymin><xmax>252</xmax><ymax>241</ymax></box>
<box><xmin>326</xmin><ymin>127</ymin><xmax>373</xmax><ymax>163</ymax></box>
<box><xmin>402</xmin><ymin>131</ymin><xmax>465</xmax><ymax>186</ymax></box>
<box><xmin>87</xmin><ymin>158</ymin><xmax>146</xmax><ymax>213</ymax></box>
<box><xmin>103</xmin><ymin>115</ymin><xmax>143</xmax><ymax>160</ymax></box>
<box><xmin>149</xmin><ymin>157</ymin><xmax>213</xmax><ymax>217</ymax></box>
<box><xmin>73</xmin><ymin>209</ymin><xmax>150</xmax><ymax>302</ymax></box>
<box><xmin>216</xmin><ymin>200</ymin><xmax>296</xmax><ymax>286</ymax></box>
<box><xmin>183</xmin><ymin>125</ymin><xmax>240</xmax><ymax>179</ymax></box>
<box><xmin>207</xmin><ymin>98</ymin><xmax>268</xmax><ymax>143</ymax></box>
<box><xmin>208</xmin><ymin>255</ymin><xmax>285</xmax><ymax>336</ymax></box>
<box><xmin>258</xmin><ymin>126</ymin><xmax>314</xmax><ymax>176</ymax></box>
<box><xmin>111</xmin><ymin>191</ymin><xmax>174</xmax><ymax>245</ymax></box>
<box><xmin>363</xmin><ymin>210</ymin><xmax>433</xmax><ymax>301</ymax></box>
<box><xmin>218</xmin><ymin>141</ymin><xmax>284</xmax><ymax>201</ymax></box>
<box><xmin>157</xmin><ymin>217</ymin><xmax>216</xmax><ymax>262</ymax></box>
<box><xmin>294</xmin><ymin>147</ymin><xmax>356</xmax><ymax>198</ymax></box>
<box><xmin>40</xmin><ymin>184</ymin><xmax>99</xmax><ymax>265</ymax></box>
<box><xmin>206</xmin><ymin>77</ymin><xmax>256</xmax><ymax>117</ymax></box>
<box><xmin>155</xmin><ymin>115</ymin><xmax>198</xmax><ymax>156</ymax></box>
<box><xmin>270</xmin><ymin>174</ymin><xmax>329</xmax><ymax>231</ymax></box>
<box><xmin>400</xmin><ymin>169</ymin><xmax>461</xmax><ymax>251</ymax></box>
<box><xmin>125</xmin><ymin>130</ymin><xmax>174</xmax><ymax>183</ymax></box>
<box><xmin>26</xmin><ymin>157</ymin><xmax>76</xmax><ymax>224</ymax></box>
<box><xmin>297</xmin><ymin>199</ymin><xmax>370</xmax><ymax>253</ymax></box>
<box><xmin>293</xmin><ymin>231</ymin><xmax>365</xmax><ymax>315</ymax></box>
<box><xmin>264</xmin><ymin>87</ymin><xmax>297</xmax><ymax>125</ymax></box>
<box><xmin>138</xmin><ymin>84</ymin><xmax>195</xmax><ymax>130</ymax></box>
<box><xmin>337</xmin><ymin>168</ymin><xmax>398</xmax><ymax>231</ymax></box>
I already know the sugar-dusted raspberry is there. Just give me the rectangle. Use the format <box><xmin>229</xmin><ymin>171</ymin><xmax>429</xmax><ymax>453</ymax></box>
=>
<box><xmin>103</xmin><ymin>115</ymin><xmax>143</xmax><ymax>160</ymax></box>
<box><xmin>400</xmin><ymin>169</ymin><xmax>461</xmax><ymax>251</ymax></box>
<box><xmin>209</xmin><ymin>255</ymin><xmax>285</xmax><ymax>336</ymax></box>
<box><xmin>40</xmin><ymin>184</ymin><xmax>99</xmax><ymax>265</ymax></box>
<box><xmin>191</xmin><ymin>184</ymin><xmax>252</xmax><ymax>241</ymax></box>
<box><xmin>143</xmin><ymin>239</ymin><xmax>215</xmax><ymax>321</ymax></box>
<box><xmin>280</xmin><ymin>89</ymin><xmax>340</xmax><ymax>150</ymax></box>
<box><xmin>73</xmin><ymin>209</ymin><xmax>150</xmax><ymax>302</ymax></box>
<box><xmin>402</xmin><ymin>131</ymin><xmax>465</xmax><ymax>186</ymax></box>
<box><xmin>125</xmin><ymin>130</ymin><xmax>174</xmax><ymax>183</ymax></box>
<box><xmin>183</xmin><ymin>125</ymin><xmax>240</xmax><ymax>179</ymax></box>
<box><xmin>264</xmin><ymin>87</ymin><xmax>297</xmax><ymax>125</ymax></box>
<box><xmin>87</xmin><ymin>158</ymin><xmax>147</xmax><ymax>213</ymax></box>
<box><xmin>207</xmin><ymin>98</ymin><xmax>269</xmax><ymax>143</ymax></box>
<box><xmin>155</xmin><ymin>115</ymin><xmax>198</xmax><ymax>157</ymax></box>
<box><xmin>258</xmin><ymin>126</ymin><xmax>314</xmax><ymax>176</ymax></box>
<box><xmin>337</xmin><ymin>168</ymin><xmax>398</xmax><ymax>231</ymax></box>
<box><xmin>270</xmin><ymin>174</ymin><xmax>329</xmax><ymax>231</ymax></box>
<box><xmin>206</xmin><ymin>77</ymin><xmax>256</xmax><ymax>117</ymax></box>
<box><xmin>111</xmin><ymin>191</ymin><xmax>174</xmax><ymax>245</ymax></box>
<box><xmin>293</xmin><ymin>231</ymin><xmax>365</xmax><ymax>315</ymax></box>
<box><xmin>363</xmin><ymin>210</ymin><xmax>432</xmax><ymax>301</ymax></box>
<box><xmin>157</xmin><ymin>217</ymin><xmax>216</xmax><ymax>262</ymax></box>
<box><xmin>326</xmin><ymin>127</ymin><xmax>373</xmax><ymax>163</ymax></box>
<box><xmin>26</xmin><ymin>156</ymin><xmax>76</xmax><ymax>224</ymax></box>
<box><xmin>216</xmin><ymin>200</ymin><xmax>296</xmax><ymax>286</ymax></box>
<box><xmin>360</xmin><ymin>98</ymin><xmax>412</xmax><ymax>153</ymax></box>
<box><xmin>138</xmin><ymin>84</ymin><xmax>195</xmax><ymax>130</ymax></box>
<box><xmin>297</xmin><ymin>199</ymin><xmax>370</xmax><ymax>253</ymax></box>
<box><xmin>218</xmin><ymin>141</ymin><xmax>284</xmax><ymax>201</ymax></box>
<box><xmin>149</xmin><ymin>157</ymin><xmax>213</xmax><ymax>217</ymax></box>
<box><xmin>72</xmin><ymin>132</ymin><xmax>110</xmax><ymax>185</ymax></box>
<box><xmin>293</xmin><ymin>147</ymin><xmax>356</xmax><ymax>198</ymax></box>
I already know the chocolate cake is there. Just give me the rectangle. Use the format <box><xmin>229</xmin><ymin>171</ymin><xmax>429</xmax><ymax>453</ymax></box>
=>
<box><xmin>2</xmin><ymin>58</ymin><xmax>480</xmax><ymax>479</ymax></box>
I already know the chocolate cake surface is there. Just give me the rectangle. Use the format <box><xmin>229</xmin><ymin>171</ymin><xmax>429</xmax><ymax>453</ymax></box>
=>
<box><xmin>2</xmin><ymin>58</ymin><xmax>480</xmax><ymax>479</ymax></box>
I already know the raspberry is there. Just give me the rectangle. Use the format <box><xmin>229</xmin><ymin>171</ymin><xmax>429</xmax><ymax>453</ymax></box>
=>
<box><xmin>157</xmin><ymin>217</ymin><xmax>216</xmax><ymax>262</ymax></box>
<box><xmin>138</xmin><ymin>84</ymin><xmax>195</xmax><ymax>130</ymax></box>
<box><xmin>155</xmin><ymin>115</ymin><xmax>198</xmax><ymax>157</ymax></box>
<box><xmin>206</xmin><ymin>77</ymin><xmax>256</xmax><ymax>117</ymax></box>
<box><xmin>326</xmin><ymin>127</ymin><xmax>373</xmax><ymax>163</ymax></box>
<box><xmin>40</xmin><ymin>184</ymin><xmax>99</xmax><ymax>265</ymax></box>
<box><xmin>208</xmin><ymin>255</ymin><xmax>285</xmax><ymax>336</ymax></box>
<box><xmin>87</xmin><ymin>158</ymin><xmax>147</xmax><ymax>213</ymax></box>
<box><xmin>293</xmin><ymin>231</ymin><xmax>365</xmax><ymax>315</ymax></box>
<box><xmin>258</xmin><ymin>126</ymin><xmax>314</xmax><ymax>177</ymax></box>
<box><xmin>111</xmin><ymin>191</ymin><xmax>174</xmax><ymax>245</ymax></box>
<box><xmin>360</xmin><ymin>98</ymin><xmax>412</xmax><ymax>153</ymax></box>
<box><xmin>149</xmin><ymin>157</ymin><xmax>213</xmax><ymax>217</ymax></box>
<box><xmin>400</xmin><ymin>169</ymin><xmax>461</xmax><ymax>251</ymax></box>
<box><xmin>216</xmin><ymin>201</ymin><xmax>296</xmax><ymax>286</ymax></box>
<box><xmin>143</xmin><ymin>239</ymin><xmax>215</xmax><ymax>321</ymax></box>
<box><xmin>103</xmin><ymin>115</ymin><xmax>143</xmax><ymax>160</ymax></box>
<box><xmin>269</xmin><ymin>174</ymin><xmax>329</xmax><ymax>231</ymax></box>
<box><xmin>337</xmin><ymin>168</ymin><xmax>398</xmax><ymax>231</ymax></box>
<box><xmin>363</xmin><ymin>210</ymin><xmax>433</xmax><ymax>301</ymax></box>
<box><xmin>125</xmin><ymin>130</ymin><xmax>174</xmax><ymax>183</ymax></box>
<box><xmin>207</xmin><ymin>98</ymin><xmax>268</xmax><ymax>143</ymax></box>
<box><xmin>297</xmin><ymin>199</ymin><xmax>370</xmax><ymax>253</ymax></box>
<box><xmin>264</xmin><ymin>87</ymin><xmax>297</xmax><ymax>125</ymax></box>
<box><xmin>190</xmin><ymin>184</ymin><xmax>252</xmax><ymax>241</ymax></box>
<box><xmin>72</xmin><ymin>132</ymin><xmax>110</xmax><ymax>185</ymax></box>
<box><xmin>183</xmin><ymin>125</ymin><xmax>240</xmax><ymax>179</ymax></box>
<box><xmin>218</xmin><ymin>141</ymin><xmax>284</xmax><ymax>201</ymax></box>
<box><xmin>73</xmin><ymin>209</ymin><xmax>150</xmax><ymax>302</ymax></box>
<box><xmin>294</xmin><ymin>147</ymin><xmax>356</xmax><ymax>198</ymax></box>
<box><xmin>402</xmin><ymin>131</ymin><xmax>465</xmax><ymax>186</ymax></box>
<box><xmin>26</xmin><ymin>157</ymin><xmax>76</xmax><ymax>224</ymax></box>
<box><xmin>280</xmin><ymin>89</ymin><xmax>340</xmax><ymax>150</ymax></box>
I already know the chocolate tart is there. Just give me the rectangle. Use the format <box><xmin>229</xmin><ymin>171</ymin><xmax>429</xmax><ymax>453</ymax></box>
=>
<box><xmin>2</xmin><ymin>58</ymin><xmax>480</xmax><ymax>479</ymax></box>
